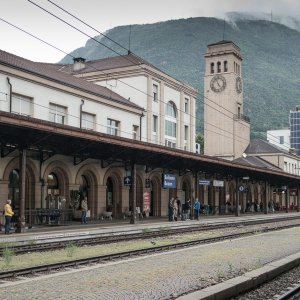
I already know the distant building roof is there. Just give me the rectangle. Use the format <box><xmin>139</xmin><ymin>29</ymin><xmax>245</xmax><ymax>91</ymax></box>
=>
<box><xmin>244</xmin><ymin>139</ymin><xmax>291</xmax><ymax>155</ymax></box>
<box><xmin>233</xmin><ymin>155</ymin><xmax>281</xmax><ymax>171</ymax></box>
<box><xmin>57</xmin><ymin>52</ymin><xmax>198</xmax><ymax>93</ymax></box>
<box><xmin>0</xmin><ymin>50</ymin><xmax>142</xmax><ymax>110</ymax></box>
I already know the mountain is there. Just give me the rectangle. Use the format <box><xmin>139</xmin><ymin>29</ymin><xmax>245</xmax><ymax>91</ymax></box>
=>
<box><xmin>59</xmin><ymin>15</ymin><xmax>300</xmax><ymax>139</ymax></box>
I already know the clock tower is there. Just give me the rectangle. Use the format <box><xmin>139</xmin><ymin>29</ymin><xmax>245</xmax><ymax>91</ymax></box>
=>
<box><xmin>203</xmin><ymin>41</ymin><xmax>250</xmax><ymax>160</ymax></box>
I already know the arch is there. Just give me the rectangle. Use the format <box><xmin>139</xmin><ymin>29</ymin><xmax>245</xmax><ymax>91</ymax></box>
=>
<box><xmin>217</xmin><ymin>61</ymin><xmax>221</xmax><ymax>73</ymax></box>
<box><xmin>166</xmin><ymin>101</ymin><xmax>177</xmax><ymax>118</ymax></box>
<box><xmin>75</xmin><ymin>164</ymin><xmax>99</xmax><ymax>219</ymax></box>
<box><xmin>149</xmin><ymin>173</ymin><xmax>161</xmax><ymax>216</ymax></box>
<box><xmin>103</xmin><ymin>168</ymin><xmax>123</xmax><ymax>218</ymax></box>
<box><xmin>224</xmin><ymin>60</ymin><xmax>228</xmax><ymax>72</ymax></box>
<box><xmin>210</xmin><ymin>62</ymin><xmax>214</xmax><ymax>74</ymax></box>
<box><xmin>180</xmin><ymin>175</ymin><xmax>192</xmax><ymax>203</ymax></box>
<box><xmin>43</xmin><ymin>161</ymin><xmax>71</xmax><ymax>208</ymax></box>
<box><xmin>3</xmin><ymin>157</ymin><xmax>37</xmax><ymax>210</ymax></box>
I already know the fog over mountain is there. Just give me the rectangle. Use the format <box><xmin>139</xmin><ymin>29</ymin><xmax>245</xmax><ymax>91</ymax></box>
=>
<box><xmin>60</xmin><ymin>13</ymin><xmax>300</xmax><ymax>139</ymax></box>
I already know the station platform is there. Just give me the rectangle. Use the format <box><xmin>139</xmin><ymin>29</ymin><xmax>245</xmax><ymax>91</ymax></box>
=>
<box><xmin>1</xmin><ymin>212</ymin><xmax>299</xmax><ymax>244</ymax></box>
<box><xmin>1</xmin><ymin>212</ymin><xmax>300</xmax><ymax>299</ymax></box>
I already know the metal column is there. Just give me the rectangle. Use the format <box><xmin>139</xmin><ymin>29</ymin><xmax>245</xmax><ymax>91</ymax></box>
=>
<box><xmin>130</xmin><ymin>162</ymin><xmax>136</xmax><ymax>224</ymax></box>
<box><xmin>16</xmin><ymin>148</ymin><xmax>26</xmax><ymax>233</ymax></box>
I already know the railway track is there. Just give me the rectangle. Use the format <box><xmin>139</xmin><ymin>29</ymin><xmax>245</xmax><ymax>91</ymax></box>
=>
<box><xmin>1</xmin><ymin>215</ymin><xmax>299</xmax><ymax>255</ymax></box>
<box><xmin>0</xmin><ymin>221</ymin><xmax>300</xmax><ymax>281</ymax></box>
<box><xmin>276</xmin><ymin>283</ymin><xmax>300</xmax><ymax>300</ymax></box>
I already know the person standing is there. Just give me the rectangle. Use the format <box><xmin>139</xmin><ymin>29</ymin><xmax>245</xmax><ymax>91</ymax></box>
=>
<box><xmin>172</xmin><ymin>198</ymin><xmax>178</xmax><ymax>221</ymax></box>
<box><xmin>4</xmin><ymin>199</ymin><xmax>14</xmax><ymax>234</ymax></box>
<box><xmin>168</xmin><ymin>198</ymin><xmax>174</xmax><ymax>221</ymax></box>
<box><xmin>80</xmin><ymin>197</ymin><xmax>88</xmax><ymax>224</ymax></box>
<box><xmin>193</xmin><ymin>198</ymin><xmax>201</xmax><ymax>221</ymax></box>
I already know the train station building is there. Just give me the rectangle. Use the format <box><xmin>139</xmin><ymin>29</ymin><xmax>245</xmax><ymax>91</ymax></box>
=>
<box><xmin>0</xmin><ymin>41</ymin><xmax>299</xmax><ymax>231</ymax></box>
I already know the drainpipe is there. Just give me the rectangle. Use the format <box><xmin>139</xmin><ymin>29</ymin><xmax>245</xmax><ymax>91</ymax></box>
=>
<box><xmin>80</xmin><ymin>99</ymin><xmax>84</xmax><ymax>129</ymax></box>
<box><xmin>139</xmin><ymin>111</ymin><xmax>145</xmax><ymax>141</ymax></box>
<box><xmin>7</xmin><ymin>77</ymin><xmax>12</xmax><ymax>113</ymax></box>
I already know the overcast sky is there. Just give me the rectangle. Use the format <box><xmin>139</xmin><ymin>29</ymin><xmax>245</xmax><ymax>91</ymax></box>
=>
<box><xmin>1</xmin><ymin>0</ymin><xmax>299</xmax><ymax>63</ymax></box>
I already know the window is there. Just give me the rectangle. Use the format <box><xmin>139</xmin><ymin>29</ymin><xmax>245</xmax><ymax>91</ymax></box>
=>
<box><xmin>153</xmin><ymin>84</ymin><xmax>158</xmax><ymax>101</ymax></box>
<box><xmin>165</xmin><ymin>120</ymin><xmax>177</xmax><ymax>137</ymax></box>
<box><xmin>165</xmin><ymin>139</ymin><xmax>176</xmax><ymax>148</ymax></box>
<box><xmin>166</xmin><ymin>101</ymin><xmax>177</xmax><ymax>118</ymax></box>
<box><xmin>49</xmin><ymin>103</ymin><xmax>67</xmax><ymax>124</ymax></box>
<box><xmin>107</xmin><ymin>118</ymin><xmax>120</xmax><ymax>136</ymax></box>
<box><xmin>165</xmin><ymin>101</ymin><xmax>177</xmax><ymax>143</ymax></box>
<box><xmin>217</xmin><ymin>61</ymin><xmax>221</xmax><ymax>73</ymax></box>
<box><xmin>279</xmin><ymin>136</ymin><xmax>284</xmax><ymax>144</ymax></box>
<box><xmin>224</xmin><ymin>61</ymin><xmax>228</xmax><ymax>72</ymax></box>
<box><xmin>184</xmin><ymin>98</ymin><xmax>189</xmax><ymax>113</ymax></box>
<box><xmin>82</xmin><ymin>112</ymin><xmax>95</xmax><ymax>130</ymax></box>
<box><xmin>184</xmin><ymin>125</ymin><xmax>189</xmax><ymax>141</ymax></box>
<box><xmin>12</xmin><ymin>94</ymin><xmax>32</xmax><ymax>116</ymax></box>
<box><xmin>210</xmin><ymin>62</ymin><xmax>214</xmax><ymax>74</ymax></box>
<box><xmin>133</xmin><ymin>125</ymin><xmax>139</xmax><ymax>140</ymax></box>
<box><xmin>153</xmin><ymin>115</ymin><xmax>158</xmax><ymax>133</ymax></box>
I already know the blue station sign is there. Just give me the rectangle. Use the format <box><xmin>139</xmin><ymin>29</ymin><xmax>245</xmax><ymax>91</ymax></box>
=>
<box><xmin>199</xmin><ymin>179</ymin><xmax>210</xmax><ymax>186</ymax></box>
<box><xmin>162</xmin><ymin>173</ymin><xmax>176</xmax><ymax>189</ymax></box>
<box><xmin>124</xmin><ymin>176</ymin><xmax>132</xmax><ymax>186</ymax></box>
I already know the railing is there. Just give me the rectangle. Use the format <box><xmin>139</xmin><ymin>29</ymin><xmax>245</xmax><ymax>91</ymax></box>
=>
<box><xmin>234</xmin><ymin>114</ymin><xmax>250</xmax><ymax>123</ymax></box>
<box><xmin>10</xmin><ymin>209</ymin><xmax>74</xmax><ymax>226</ymax></box>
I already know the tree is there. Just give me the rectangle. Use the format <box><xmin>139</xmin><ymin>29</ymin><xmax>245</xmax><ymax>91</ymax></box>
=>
<box><xmin>195</xmin><ymin>133</ymin><xmax>204</xmax><ymax>154</ymax></box>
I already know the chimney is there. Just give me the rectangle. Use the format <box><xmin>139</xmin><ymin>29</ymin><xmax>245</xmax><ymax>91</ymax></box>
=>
<box><xmin>73</xmin><ymin>57</ymin><xmax>86</xmax><ymax>71</ymax></box>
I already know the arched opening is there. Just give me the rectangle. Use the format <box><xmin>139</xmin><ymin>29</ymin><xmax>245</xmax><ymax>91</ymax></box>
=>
<box><xmin>79</xmin><ymin>175</ymin><xmax>89</xmax><ymax>199</ymax></box>
<box><xmin>217</xmin><ymin>61</ymin><xmax>221</xmax><ymax>73</ymax></box>
<box><xmin>224</xmin><ymin>60</ymin><xmax>228</xmax><ymax>72</ymax></box>
<box><xmin>106</xmin><ymin>177</ymin><xmax>113</xmax><ymax>213</ymax></box>
<box><xmin>150</xmin><ymin>176</ymin><xmax>161</xmax><ymax>216</ymax></box>
<box><xmin>210</xmin><ymin>62</ymin><xmax>214</xmax><ymax>74</ymax></box>
<box><xmin>8</xmin><ymin>169</ymin><xmax>19</xmax><ymax>209</ymax></box>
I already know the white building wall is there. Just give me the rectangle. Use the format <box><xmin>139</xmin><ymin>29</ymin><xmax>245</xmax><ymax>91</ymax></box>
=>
<box><xmin>267</xmin><ymin>129</ymin><xmax>290</xmax><ymax>151</ymax></box>
<box><xmin>0</xmin><ymin>74</ymin><xmax>142</xmax><ymax>140</ymax></box>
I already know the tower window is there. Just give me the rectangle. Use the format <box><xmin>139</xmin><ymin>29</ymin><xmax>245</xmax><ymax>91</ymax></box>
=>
<box><xmin>224</xmin><ymin>61</ymin><xmax>228</xmax><ymax>72</ymax></box>
<box><xmin>210</xmin><ymin>62</ymin><xmax>214</xmax><ymax>74</ymax></box>
<box><xmin>153</xmin><ymin>84</ymin><xmax>158</xmax><ymax>101</ymax></box>
<box><xmin>217</xmin><ymin>62</ymin><xmax>221</xmax><ymax>73</ymax></box>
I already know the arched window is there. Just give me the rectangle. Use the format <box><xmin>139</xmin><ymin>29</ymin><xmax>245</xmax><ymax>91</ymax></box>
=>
<box><xmin>165</xmin><ymin>101</ymin><xmax>177</xmax><ymax>147</ymax></box>
<box><xmin>224</xmin><ymin>61</ymin><xmax>228</xmax><ymax>72</ymax></box>
<box><xmin>166</xmin><ymin>101</ymin><xmax>177</xmax><ymax>118</ymax></box>
<box><xmin>210</xmin><ymin>62</ymin><xmax>214</xmax><ymax>74</ymax></box>
<box><xmin>217</xmin><ymin>61</ymin><xmax>221</xmax><ymax>73</ymax></box>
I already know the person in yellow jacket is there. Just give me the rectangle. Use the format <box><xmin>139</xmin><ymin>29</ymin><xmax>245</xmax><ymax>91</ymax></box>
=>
<box><xmin>4</xmin><ymin>199</ymin><xmax>14</xmax><ymax>234</ymax></box>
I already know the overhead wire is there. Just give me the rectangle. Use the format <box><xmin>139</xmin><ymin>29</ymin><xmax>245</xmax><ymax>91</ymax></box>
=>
<box><xmin>2</xmin><ymin>2</ymin><xmax>290</xmax><ymax>153</ymax></box>
<box><xmin>0</xmin><ymin>15</ymin><xmax>249</xmax><ymax>146</ymax></box>
<box><xmin>26</xmin><ymin>0</ymin><xmax>252</xmax><ymax>145</ymax></box>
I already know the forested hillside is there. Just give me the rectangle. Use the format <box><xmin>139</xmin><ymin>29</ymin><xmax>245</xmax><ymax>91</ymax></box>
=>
<box><xmin>60</xmin><ymin>16</ymin><xmax>300</xmax><ymax>138</ymax></box>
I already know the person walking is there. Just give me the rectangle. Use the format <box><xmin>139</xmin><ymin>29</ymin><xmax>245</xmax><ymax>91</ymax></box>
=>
<box><xmin>4</xmin><ymin>199</ymin><xmax>14</xmax><ymax>234</ymax></box>
<box><xmin>193</xmin><ymin>198</ymin><xmax>201</xmax><ymax>221</ymax></box>
<box><xmin>80</xmin><ymin>197</ymin><xmax>88</xmax><ymax>224</ymax></box>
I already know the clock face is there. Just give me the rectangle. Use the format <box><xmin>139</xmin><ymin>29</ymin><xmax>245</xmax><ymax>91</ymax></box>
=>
<box><xmin>210</xmin><ymin>75</ymin><xmax>226</xmax><ymax>93</ymax></box>
<box><xmin>236</xmin><ymin>77</ymin><xmax>242</xmax><ymax>93</ymax></box>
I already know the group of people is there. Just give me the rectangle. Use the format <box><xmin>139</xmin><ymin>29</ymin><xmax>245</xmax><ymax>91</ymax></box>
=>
<box><xmin>168</xmin><ymin>197</ymin><xmax>202</xmax><ymax>221</ymax></box>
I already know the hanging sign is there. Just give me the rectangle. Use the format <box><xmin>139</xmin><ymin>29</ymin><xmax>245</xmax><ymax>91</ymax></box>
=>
<box><xmin>162</xmin><ymin>173</ymin><xmax>176</xmax><ymax>188</ymax></box>
<box><xmin>143</xmin><ymin>192</ymin><xmax>150</xmax><ymax>211</ymax></box>
<box><xmin>213</xmin><ymin>180</ymin><xmax>224</xmax><ymax>187</ymax></box>
<box><xmin>199</xmin><ymin>179</ymin><xmax>210</xmax><ymax>185</ymax></box>
<box><xmin>124</xmin><ymin>176</ymin><xmax>132</xmax><ymax>186</ymax></box>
